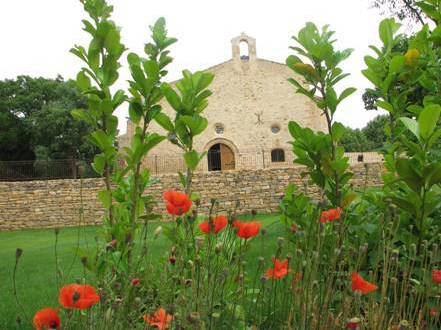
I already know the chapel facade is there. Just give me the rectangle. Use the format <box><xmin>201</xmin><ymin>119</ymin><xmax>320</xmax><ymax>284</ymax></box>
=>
<box><xmin>121</xmin><ymin>33</ymin><xmax>327</xmax><ymax>172</ymax></box>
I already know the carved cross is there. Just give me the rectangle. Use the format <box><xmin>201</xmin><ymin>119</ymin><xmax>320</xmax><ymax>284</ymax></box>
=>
<box><xmin>254</xmin><ymin>111</ymin><xmax>263</xmax><ymax>125</ymax></box>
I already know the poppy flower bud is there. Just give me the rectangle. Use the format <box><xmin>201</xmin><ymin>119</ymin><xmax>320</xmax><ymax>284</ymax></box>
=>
<box><xmin>114</xmin><ymin>282</ymin><xmax>121</xmax><ymax>291</ymax></box>
<box><xmin>187</xmin><ymin>260</ymin><xmax>194</xmax><ymax>268</ymax></box>
<box><xmin>195</xmin><ymin>255</ymin><xmax>201</xmax><ymax>265</ymax></box>
<box><xmin>16</xmin><ymin>316</ymin><xmax>21</xmax><ymax>325</ymax></box>
<box><xmin>169</xmin><ymin>256</ymin><xmax>176</xmax><ymax>265</ymax></box>
<box><xmin>390</xmin><ymin>277</ymin><xmax>398</xmax><ymax>284</ymax></box>
<box><xmin>399</xmin><ymin>320</ymin><xmax>410</xmax><ymax>329</ymax></box>
<box><xmin>154</xmin><ymin>226</ymin><xmax>162</xmax><ymax>237</ymax></box>
<box><xmin>258</xmin><ymin>257</ymin><xmax>265</xmax><ymax>266</ymax></box>
<box><xmin>215</xmin><ymin>243</ymin><xmax>223</xmax><ymax>254</ymax></box>
<box><xmin>261</xmin><ymin>229</ymin><xmax>267</xmax><ymax>236</ymax></box>
<box><xmin>134</xmin><ymin>297</ymin><xmax>142</xmax><ymax>305</ymax></box>
<box><xmin>125</xmin><ymin>233</ymin><xmax>132</xmax><ymax>245</ymax></box>
<box><xmin>277</xmin><ymin>237</ymin><xmax>284</xmax><ymax>247</ymax></box>
<box><xmin>286</xmin><ymin>254</ymin><xmax>292</xmax><ymax>262</ymax></box>
<box><xmin>196</xmin><ymin>237</ymin><xmax>205</xmax><ymax>249</ymax></box>
<box><xmin>106</xmin><ymin>239</ymin><xmax>117</xmax><ymax>251</ymax></box>
<box><xmin>361</xmin><ymin>243</ymin><xmax>369</xmax><ymax>253</ymax></box>
<box><xmin>15</xmin><ymin>248</ymin><xmax>23</xmax><ymax>260</ymax></box>
<box><xmin>223</xmin><ymin>268</ymin><xmax>229</xmax><ymax>276</ymax></box>
<box><xmin>81</xmin><ymin>256</ymin><xmax>88</xmax><ymax>267</ymax></box>
<box><xmin>185</xmin><ymin>279</ymin><xmax>192</xmax><ymax>287</ymax></box>
<box><xmin>187</xmin><ymin>312</ymin><xmax>200</xmax><ymax>324</ymax></box>
<box><xmin>290</xmin><ymin>224</ymin><xmax>298</xmax><ymax>233</ymax></box>
<box><xmin>105</xmin><ymin>308</ymin><xmax>112</xmax><ymax>321</ymax></box>
<box><xmin>260</xmin><ymin>275</ymin><xmax>268</xmax><ymax>283</ymax></box>
<box><xmin>171</xmin><ymin>246</ymin><xmax>177</xmax><ymax>254</ymax></box>
<box><xmin>54</xmin><ymin>228</ymin><xmax>60</xmax><ymax>235</ymax></box>
<box><xmin>131</xmin><ymin>278</ymin><xmax>141</xmax><ymax>286</ymax></box>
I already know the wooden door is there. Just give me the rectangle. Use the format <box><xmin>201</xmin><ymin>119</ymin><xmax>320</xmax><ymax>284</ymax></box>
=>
<box><xmin>220</xmin><ymin>144</ymin><xmax>235</xmax><ymax>170</ymax></box>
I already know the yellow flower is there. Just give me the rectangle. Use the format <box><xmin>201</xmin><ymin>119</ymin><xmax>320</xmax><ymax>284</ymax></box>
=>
<box><xmin>404</xmin><ymin>48</ymin><xmax>420</xmax><ymax>66</ymax></box>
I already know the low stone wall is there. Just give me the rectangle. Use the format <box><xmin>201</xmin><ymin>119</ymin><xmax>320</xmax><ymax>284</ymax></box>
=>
<box><xmin>0</xmin><ymin>163</ymin><xmax>384</xmax><ymax>230</ymax></box>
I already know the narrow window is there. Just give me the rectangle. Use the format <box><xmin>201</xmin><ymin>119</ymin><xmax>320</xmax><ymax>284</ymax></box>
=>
<box><xmin>239</xmin><ymin>41</ymin><xmax>249</xmax><ymax>61</ymax></box>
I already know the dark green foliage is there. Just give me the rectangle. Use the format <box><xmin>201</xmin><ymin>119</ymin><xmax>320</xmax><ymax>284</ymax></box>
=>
<box><xmin>338</xmin><ymin>115</ymin><xmax>389</xmax><ymax>152</ymax></box>
<box><xmin>0</xmin><ymin>76</ymin><xmax>97</xmax><ymax>161</ymax></box>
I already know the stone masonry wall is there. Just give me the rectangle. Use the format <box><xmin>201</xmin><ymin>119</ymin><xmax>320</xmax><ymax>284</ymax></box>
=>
<box><xmin>0</xmin><ymin>163</ymin><xmax>384</xmax><ymax>230</ymax></box>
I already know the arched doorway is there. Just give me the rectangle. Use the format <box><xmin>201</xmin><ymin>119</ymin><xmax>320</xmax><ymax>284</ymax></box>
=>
<box><xmin>207</xmin><ymin>143</ymin><xmax>235</xmax><ymax>171</ymax></box>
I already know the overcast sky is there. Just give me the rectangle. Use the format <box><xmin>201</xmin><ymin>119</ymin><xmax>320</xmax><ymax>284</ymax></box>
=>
<box><xmin>0</xmin><ymin>0</ymin><xmax>393</xmax><ymax>133</ymax></box>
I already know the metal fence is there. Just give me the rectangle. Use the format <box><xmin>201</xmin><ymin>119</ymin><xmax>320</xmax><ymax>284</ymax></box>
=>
<box><xmin>0</xmin><ymin>151</ymin><xmax>383</xmax><ymax>181</ymax></box>
<box><xmin>0</xmin><ymin>159</ymin><xmax>98</xmax><ymax>181</ymax></box>
<box><xmin>142</xmin><ymin>150</ymin><xmax>384</xmax><ymax>175</ymax></box>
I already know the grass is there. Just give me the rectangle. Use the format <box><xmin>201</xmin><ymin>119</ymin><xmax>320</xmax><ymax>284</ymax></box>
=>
<box><xmin>0</xmin><ymin>214</ymin><xmax>283</xmax><ymax>329</ymax></box>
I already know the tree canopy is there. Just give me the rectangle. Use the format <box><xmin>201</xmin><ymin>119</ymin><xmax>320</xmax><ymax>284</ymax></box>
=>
<box><xmin>0</xmin><ymin>76</ymin><xmax>98</xmax><ymax>161</ymax></box>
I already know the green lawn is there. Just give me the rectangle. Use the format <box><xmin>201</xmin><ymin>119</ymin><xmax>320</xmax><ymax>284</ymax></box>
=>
<box><xmin>0</xmin><ymin>214</ymin><xmax>283</xmax><ymax>329</ymax></box>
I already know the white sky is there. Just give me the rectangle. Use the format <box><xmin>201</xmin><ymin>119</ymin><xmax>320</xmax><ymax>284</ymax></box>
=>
<box><xmin>0</xmin><ymin>0</ymin><xmax>392</xmax><ymax>133</ymax></box>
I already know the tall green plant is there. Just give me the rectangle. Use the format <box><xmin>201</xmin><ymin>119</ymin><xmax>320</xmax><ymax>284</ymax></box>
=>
<box><xmin>363</xmin><ymin>6</ymin><xmax>441</xmax><ymax>251</ymax></box>
<box><xmin>155</xmin><ymin>70</ymin><xmax>214</xmax><ymax>194</ymax></box>
<box><xmin>285</xmin><ymin>22</ymin><xmax>356</xmax><ymax>207</ymax></box>
<box><xmin>70</xmin><ymin>0</ymin><xmax>126</xmax><ymax>232</ymax></box>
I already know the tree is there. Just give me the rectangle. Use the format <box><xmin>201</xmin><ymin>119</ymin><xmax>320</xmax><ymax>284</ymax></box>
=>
<box><xmin>370</xmin><ymin>0</ymin><xmax>426</xmax><ymax>25</ymax></box>
<box><xmin>363</xmin><ymin>115</ymin><xmax>388</xmax><ymax>150</ymax></box>
<box><xmin>0</xmin><ymin>76</ymin><xmax>97</xmax><ymax>161</ymax></box>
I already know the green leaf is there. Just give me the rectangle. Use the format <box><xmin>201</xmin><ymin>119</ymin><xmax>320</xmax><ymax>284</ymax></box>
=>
<box><xmin>98</xmin><ymin>190</ymin><xmax>112</xmax><ymax>208</ymax></box>
<box><xmin>71</xmin><ymin>109</ymin><xmax>94</xmax><ymax>125</ymax></box>
<box><xmin>389</xmin><ymin>55</ymin><xmax>405</xmax><ymax>74</ymax></box>
<box><xmin>399</xmin><ymin>117</ymin><xmax>419</xmax><ymax>140</ymax></box>
<box><xmin>396</xmin><ymin>158</ymin><xmax>422</xmax><ymax>192</ymax></box>
<box><xmin>180</xmin><ymin>115</ymin><xmax>208</xmax><ymax>136</ymax></box>
<box><xmin>337</xmin><ymin>87</ymin><xmax>356</xmax><ymax>104</ymax></box>
<box><xmin>184</xmin><ymin>150</ymin><xmax>200</xmax><ymax>170</ymax></box>
<box><xmin>331</xmin><ymin>122</ymin><xmax>346</xmax><ymax>141</ymax></box>
<box><xmin>155</xmin><ymin>113</ymin><xmax>174</xmax><ymax>131</ymax></box>
<box><xmin>128</xmin><ymin>102</ymin><xmax>143</xmax><ymax>124</ymax></box>
<box><xmin>92</xmin><ymin>154</ymin><xmax>106</xmax><ymax>175</ymax></box>
<box><xmin>76</xmin><ymin>71</ymin><xmax>91</xmax><ymax>91</ymax></box>
<box><xmin>418</xmin><ymin>104</ymin><xmax>441</xmax><ymax>140</ymax></box>
<box><xmin>160</xmin><ymin>83</ymin><xmax>181</xmax><ymax>111</ymax></box>
<box><xmin>376</xmin><ymin>101</ymin><xmax>394</xmax><ymax>113</ymax></box>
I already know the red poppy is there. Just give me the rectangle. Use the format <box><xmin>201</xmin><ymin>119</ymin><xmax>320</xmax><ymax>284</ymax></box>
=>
<box><xmin>143</xmin><ymin>307</ymin><xmax>173</xmax><ymax>330</ymax></box>
<box><xmin>199</xmin><ymin>215</ymin><xmax>228</xmax><ymax>234</ymax></box>
<box><xmin>432</xmin><ymin>269</ymin><xmax>441</xmax><ymax>284</ymax></box>
<box><xmin>233</xmin><ymin>220</ymin><xmax>261</xmax><ymax>239</ymax></box>
<box><xmin>131</xmin><ymin>278</ymin><xmax>141</xmax><ymax>286</ymax></box>
<box><xmin>265</xmin><ymin>258</ymin><xmax>289</xmax><ymax>280</ymax></box>
<box><xmin>163</xmin><ymin>190</ymin><xmax>192</xmax><ymax>216</ymax></box>
<box><xmin>33</xmin><ymin>308</ymin><xmax>60</xmax><ymax>330</ymax></box>
<box><xmin>351</xmin><ymin>272</ymin><xmax>378</xmax><ymax>295</ymax></box>
<box><xmin>59</xmin><ymin>284</ymin><xmax>100</xmax><ymax>309</ymax></box>
<box><xmin>320</xmin><ymin>207</ymin><xmax>342</xmax><ymax>223</ymax></box>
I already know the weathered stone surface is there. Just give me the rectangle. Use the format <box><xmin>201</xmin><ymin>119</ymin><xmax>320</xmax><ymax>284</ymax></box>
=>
<box><xmin>0</xmin><ymin>163</ymin><xmax>384</xmax><ymax>231</ymax></box>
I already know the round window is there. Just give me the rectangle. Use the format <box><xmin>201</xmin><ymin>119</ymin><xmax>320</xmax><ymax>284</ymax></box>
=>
<box><xmin>271</xmin><ymin>124</ymin><xmax>281</xmax><ymax>134</ymax></box>
<box><xmin>215</xmin><ymin>123</ymin><xmax>224</xmax><ymax>134</ymax></box>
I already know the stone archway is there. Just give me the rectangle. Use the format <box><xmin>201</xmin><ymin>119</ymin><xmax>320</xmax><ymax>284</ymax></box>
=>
<box><xmin>205</xmin><ymin>139</ymin><xmax>238</xmax><ymax>171</ymax></box>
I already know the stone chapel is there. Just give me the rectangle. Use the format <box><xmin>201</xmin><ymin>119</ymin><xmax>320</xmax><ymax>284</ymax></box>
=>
<box><xmin>121</xmin><ymin>33</ymin><xmax>327</xmax><ymax>172</ymax></box>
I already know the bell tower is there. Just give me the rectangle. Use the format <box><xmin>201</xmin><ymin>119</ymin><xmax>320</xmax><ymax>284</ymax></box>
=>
<box><xmin>231</xmin><ymin>33</ymin><xmax>257</xmax><ymax>71</ymax></box>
